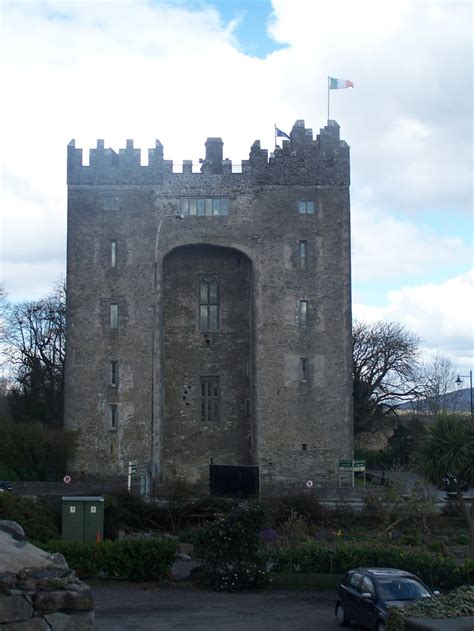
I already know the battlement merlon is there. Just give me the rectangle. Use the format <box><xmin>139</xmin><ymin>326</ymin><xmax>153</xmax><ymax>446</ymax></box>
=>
<box><xmin>67</xmin><ymin>120</ymin><xmax>350</xmax><ymax>186</ymax></box>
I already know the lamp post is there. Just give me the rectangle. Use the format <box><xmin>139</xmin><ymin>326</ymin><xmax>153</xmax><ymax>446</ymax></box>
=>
<box><xmin>150</xmin><ymin>213</ymin><xmax>184</xmax><ymax>488</ymax></box>
<box><xmin>455</xmin><ymin>370</ymin><xmax>473</xmax><ymax>420</ymax></box>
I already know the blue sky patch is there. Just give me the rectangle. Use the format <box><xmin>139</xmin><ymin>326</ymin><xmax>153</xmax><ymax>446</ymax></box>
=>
<box><xmin>179</xmin><ymin>0</ymin><xmax>284</xmax><ymax>57</ymax></box>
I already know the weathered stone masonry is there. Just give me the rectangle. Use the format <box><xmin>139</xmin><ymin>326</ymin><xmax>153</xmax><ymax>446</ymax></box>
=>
<box><xmin>64</xmin><ymin>119</ymin><xmax>353</xmax><ymax>494</ymax></box>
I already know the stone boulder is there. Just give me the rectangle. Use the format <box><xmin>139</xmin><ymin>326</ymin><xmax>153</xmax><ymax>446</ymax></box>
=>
<box><xmin>0</xmin><ymin>521</ymin><xmax>94</xmax><ymax>630</ymax></box>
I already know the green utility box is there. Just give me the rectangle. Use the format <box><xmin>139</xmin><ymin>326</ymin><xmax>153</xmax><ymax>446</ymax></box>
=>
<box><xmin>62</xmin><ymin>496</ymin><xmax>104</xmax><ymax>543</ymax></box>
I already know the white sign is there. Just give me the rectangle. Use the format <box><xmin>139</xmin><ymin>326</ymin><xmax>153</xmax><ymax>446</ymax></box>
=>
<box><xmin>90</xmin><ymin>506</ymin><xmax>97</xmax><ymax>514</ymax></box>
<box><xmin>69</xmin><ymin>506</ymin><xmax>75</xmax><ymax>513</ymax></box>
<box><xmin>63</xmin><ymin>475</ymin><xmax>72</xmax><ymax>484</ymax></box>
<box><xmin>306</xmin><ymin>480</ymin><xmax>313</xmax><ymax>488</ymax></box>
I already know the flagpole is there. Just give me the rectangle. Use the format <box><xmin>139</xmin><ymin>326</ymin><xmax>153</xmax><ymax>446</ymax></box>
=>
<box><xmin>274</xmin><ymin>123</ymin><xmax>277</xmax><ymax>150</ymax></box>
<box><xmin>327</xmin><ymin>76</ymin><xmax>330</xmax><ymax>123</ymax></box>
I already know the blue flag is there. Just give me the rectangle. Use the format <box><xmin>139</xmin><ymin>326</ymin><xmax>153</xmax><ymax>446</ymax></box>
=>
<box><xmin>275</xmin><ymin>127</ymin><xmax>290</xmax><ymax>140</ymax></box>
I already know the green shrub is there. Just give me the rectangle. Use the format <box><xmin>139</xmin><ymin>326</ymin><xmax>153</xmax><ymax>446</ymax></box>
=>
<box><xmin>386</xmin><ymin>585</ymin><xmax>474</xmax><ymax>630</ymax></box>
<box><xmin>0</xmin><ymin>493</ymin><xmax>59</xmax><ymax>542</ymax></box>
<box><xmin>194</xmin><ymin>501</ymin><xmax>269</xmax><ymax>591</ymax></box>
<box><xmin>427</xmin><ymin>540</ymin><xmax>445</xmax><ymax>554</ymax></box>
<box><xmin>270</xmin><ymin>542</ymin><xmax>474</xmax><ymax>590</ymax></box>
<box><xmin>41</xmin><ymin>537</ymin><xmax>177</xmax><ymax>580</ymax></box>
<box><xmin>267</xmin><ymin>493</ymin><xmax>325</xmax><ymax>527</ymax></box>
<box><xmin>104</xmin><ymin>493</ymin><xmax>161</xmax><ymax>539</ymax></box>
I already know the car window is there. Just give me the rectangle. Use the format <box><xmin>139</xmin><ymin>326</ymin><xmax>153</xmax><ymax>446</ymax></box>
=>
<box><xmin>377</xmin><ymin>577</ymin><xmax>431</xmax><ymax>601</ymax></box>
<box><xmin>360</xmin><ymin>576</ymin><xmax>375</xmax><ymax>596</ymax></box>
<box><xmin>345</xmin><ymin>572</ymin><xmax>363</xmax><ymax>591</ymax></box>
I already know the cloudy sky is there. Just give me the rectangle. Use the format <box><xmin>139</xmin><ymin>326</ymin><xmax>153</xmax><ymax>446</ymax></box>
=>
<box><xmin>1</xmin><ymin>0</ymin><xmax>473</xmax><ymax>375</ymax></box>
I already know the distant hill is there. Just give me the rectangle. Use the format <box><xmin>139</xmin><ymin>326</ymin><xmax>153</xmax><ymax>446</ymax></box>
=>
<box><xmin>397</xmin><ymin>387</ymin><xmax>472</xmax><ymax>413</ymax></box>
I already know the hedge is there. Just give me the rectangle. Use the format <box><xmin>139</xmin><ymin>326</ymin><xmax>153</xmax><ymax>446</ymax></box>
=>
<box><xmin>41</xmin><ymin>537</ymin><xmax>177</xmax><ymax>581</ymax></box>
<box><xmin>269</xmin><ymin>542</ymin><xmax>474</xmax><ymax>590</ymax></box>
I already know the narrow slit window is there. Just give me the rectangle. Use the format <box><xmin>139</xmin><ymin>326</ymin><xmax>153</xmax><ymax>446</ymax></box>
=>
<box><xmin>109</xmin><ymin>404</ymin><xmax>118</xmax><ymax>430</ymax></box>
<box><xmin>200</xmin><ymin>376</ymin><xmax>220</xmax><ymax>423</ymax></box>
<box><xmin>110</xmin><ymin>360</ymin><xmax>118</xmax><ymax>386</ymax></box>
<box><xmin>111</xmin><ymin>240</ymin><xmax>116</xmax><ymax>267</ymax></box>
<box><xmin>110</xmin><ymin>304</ymin><xmax>119</xmax><ymax>329</ymax></box>
<box><xmin>301</xmin><ymin>358</ymin><xmax>308</xmax><ymax>382</ymax></box>
<box><xmin>299</xmin><ymin>240</ymin><xmax>307</xmax><ymax>269</ymax></box>
<box><xmin>199</xmin><ymin>277</ymin><xmax>219</xmax><ymax>331</ymax></box>
<box><xmin>299</xmin><ymin>300</ymin><xmax>308</xmax><ymax>326</ymax></box>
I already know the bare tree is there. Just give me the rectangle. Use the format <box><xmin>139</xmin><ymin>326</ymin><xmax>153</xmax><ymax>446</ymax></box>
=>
<box><xmin>416</xmin><ymin>354</ymin><xmax>460</xmax><ymax>415</ymax></box>
<box><xmin>2</xmin><ymin>282</ymin><xmax>66</xmax><ymax>425</ymax></box>
<box><xmin>353</xmin><ymin>320</ymin><xmax>421</xmax><ymax>434</ymax></box>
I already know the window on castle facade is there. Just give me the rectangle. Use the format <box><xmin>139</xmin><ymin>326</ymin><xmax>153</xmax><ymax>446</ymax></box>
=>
<box><xmin>200</xmin><ymin>377</ymin><xmax>220</xmax><ymax>423</ymax></box>
<box><xmin>110</xmin><ymin>241</ymin><xmax>116</xmax><ymax>267</ymax></box>
<box><xmin>298</xmin><ymin>200</ymin><xmax>315</xmax><ymax>214</ymax></box>
<box><xmin>299</xmin><ymin>240</ymin><xmax>308</xmax><ymax>269</ymax></box>
<box><xmin>180</xmin><ymin>197</ymin><xmax>229</xmax><ymax>216</ymax></box>
<box><xmin>109</xmin><ymin>404</ymin><xmax>118</xmax><ymax>430</ymax></box>
<box><xmin>199</xmin><ymin>277</ymin><xmax>219</xmax><ymax>331</ymax></box>
<box><xmin>110</xmin><ymin>304</ymin><xmax>119</xmax><ymax>329</ymax></box>
<box><xmin>104</xmin><ymin>196</ymin><xmax>119</xmax><ymax>211</ymax></box>
<box><xmin>110</xmin><ymin>361</ymin><xmax>118</xmax><ymax>386</ymax></box>
<box><xmin>300</xmin><ymin>358</ymin><xmax>309</xmax><ymax>382</ymax></box>
<box><xmin>298</xmin><ymin>300</ymin><xmax>308</xmax><ymax>326</ymax></box>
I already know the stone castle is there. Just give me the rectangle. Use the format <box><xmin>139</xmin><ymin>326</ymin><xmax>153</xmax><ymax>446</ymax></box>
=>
<box><xmin>64</xmin><ymin>119</ymin><xmax>353</xmax><ymax>495</ymax></box>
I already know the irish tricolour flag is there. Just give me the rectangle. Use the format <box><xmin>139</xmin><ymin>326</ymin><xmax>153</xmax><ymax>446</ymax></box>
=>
<box><xmin>329</xmin><ymin>77</ymin><xmax>354</xmax><ymax>89</ymax></box>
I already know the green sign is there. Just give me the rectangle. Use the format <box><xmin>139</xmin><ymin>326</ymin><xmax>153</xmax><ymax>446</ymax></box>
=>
<box><xmin>129</xmin><ymin>461</ymin><xmax>137</xmax><ymax>475</ymax></box>
<box><xmin>339</xmin><ymin>460</ymin><xmax>353</xmax><ymax>469</ymax></box>
<box><xmin>353</xmin><ymin>460</ymin><xmax>366</xmax><ymax>472</ymax></box>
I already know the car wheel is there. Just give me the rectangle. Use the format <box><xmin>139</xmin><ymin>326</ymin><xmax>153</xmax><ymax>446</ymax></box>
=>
<box><xmin>375</xmin><ymin>620</ymin><xmax>385</xmax><ymax>631</ymax></box>
<box><xmin>335</xmin><ymin>602</ymin><xmax>349</xmax><ymax>627</ymax></box>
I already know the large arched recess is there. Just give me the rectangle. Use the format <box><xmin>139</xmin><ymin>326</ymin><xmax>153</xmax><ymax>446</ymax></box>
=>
<box><xmin>161</xmin><ymin>244</ymin><xmax>255</xmax><ymax>489</ymax></box>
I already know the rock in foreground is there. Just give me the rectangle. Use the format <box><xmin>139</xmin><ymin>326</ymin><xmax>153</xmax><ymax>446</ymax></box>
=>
<box><xmin>0</xmin><ymin>521</ymin><xmax>94</xmax><ymax>630</ymax></box>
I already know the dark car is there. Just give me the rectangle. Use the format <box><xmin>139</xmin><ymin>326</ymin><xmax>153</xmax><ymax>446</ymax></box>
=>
<box><xmin>0</xmin><ymin>482</ymin><xmax>13</xmax><ymax>492</ymax></box>
<box><xmin>335</xmin><ymin>567</ymin><xmax>436</xmax><ymax>631</ymax></box>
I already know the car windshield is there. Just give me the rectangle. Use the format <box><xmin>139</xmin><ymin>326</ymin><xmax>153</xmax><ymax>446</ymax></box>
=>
<box><xmin>377</xmin><ymin>577</ymin><xmax>431</xmax><ymax>601</ymax></box>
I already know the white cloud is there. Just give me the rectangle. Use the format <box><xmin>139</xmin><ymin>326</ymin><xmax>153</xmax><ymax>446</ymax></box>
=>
<box><xmin>353</xmin><ymin>270</ymin><xmax>474</xmax><ymax>373</ymax></box>
<box><xmin>352</xmin><ymin>204</ymin><xmax>471</xmax><ymax>282</ymax></box>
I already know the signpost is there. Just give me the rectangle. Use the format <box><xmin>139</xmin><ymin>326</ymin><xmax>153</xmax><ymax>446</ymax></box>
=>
<box><xmin>338</xmin><ymin>460</ymin><xmax>366</xmax><ymax>487</ymax></box>
<box><xmin>127</xmin><ymin>461</ymin><xmax>138</xmax><ymax>492</ymax></box>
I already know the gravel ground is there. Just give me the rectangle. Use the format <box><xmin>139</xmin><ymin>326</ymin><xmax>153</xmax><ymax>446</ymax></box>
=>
<box><xmin>91</xmin><ymin>581</ymin><xmax>353</xmax><ymax>630</ymax></box>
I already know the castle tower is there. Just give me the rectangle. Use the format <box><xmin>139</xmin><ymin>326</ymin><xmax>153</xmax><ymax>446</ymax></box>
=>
<box><xmin>64</xmin><ymin>120</ymin><xmax>353</xmax><ymax>495</ymax></box>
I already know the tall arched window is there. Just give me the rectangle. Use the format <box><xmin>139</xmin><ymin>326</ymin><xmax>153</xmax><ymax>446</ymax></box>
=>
<box><xmin>199</xmin><ymin>277</ymin><xmax>219</xmax><ymax>331</ymax></box>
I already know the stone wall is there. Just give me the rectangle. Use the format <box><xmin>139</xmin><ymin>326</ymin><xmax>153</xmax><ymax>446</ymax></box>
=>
<box><xmin>0</xmin><ymin>522</ymin><xmax>94</xmax><ymax>630</ymax></box>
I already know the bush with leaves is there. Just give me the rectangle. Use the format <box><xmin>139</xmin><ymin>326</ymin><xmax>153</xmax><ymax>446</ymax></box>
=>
<box><xmin>270</xmin><ymin>541</ymin><xmax>473</xmax><ymax>589</ymax></box>
<box><xmin>194</xmin><ymin>501</ymin><xmax>268</xmax><ymax>591</ymax></box>
<box><xmin>104</xmin><ymin>492</ymin><xmax>161</xmax><ymax>539</ymax></box>
<box><xmin>267</xmin><ymin>492</ymin><xmax>325</xmax><ymax>527</ymax></box>
<box><xmin>41</xmin><ymin>537</ymin><xmax>177</xmax><ymax>580</ymax></box>
<box><xmin>0</xmin><ymin>419</ymin><xmax>77</xmax><ymax>481</ymax></box>
<box><xmin>386</xmin><ymin>585</ymin><xmax>474</xmax><ymax>630</ymax></box>
<box><xmin>0</xmin><ymin>493</ymin><xmax>59</xmax><ymax>542</ymax></box>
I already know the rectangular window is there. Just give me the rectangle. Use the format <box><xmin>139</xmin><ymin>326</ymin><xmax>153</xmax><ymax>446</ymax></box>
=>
<box><xmin>199</xmin><ymin>277</ymin><xmax>219</xmax><ymax>331</ymax></box>
<box><xmin>180</xmin><ymin>197</ymin><xmax>229</xmax><ymax>217</ymax></box>
<box><xmin>300</xmin><ymin>358</ymin><xmax>308</xmax><ymax>382</ymax></box>
<box><xmin>110</xmin><ymin>360</ymin><xmax>118</xmax><ymax>386</ymax></box>
<box><xmin>298</xmin><ymin>200</ymin><xmax>315</xmax><ymax>214</ymax></box>
<box><xmin>299</xmin><ymin>240</ymin><xmax>307</xmax><ymax>269</ymax></box>
<box><xmin>110</xmin><ymin>240</ymin><xmax>116</xmax><ymax>267</ymax></box>
<box><xmin>299</xmin><ymin>300</ymin><xmax>308</xmax><ymax>326</ymax></box>
<box><xmin>200</xmin><ymin>376</ymin><xmax>220</xmax><ymax>423</ymax></box>
<box><xmin>110</xmin><ymin>304</ymin><xmax>119</xmax><ymax>329</ymax></box>
<box><xmin>104</xmin><ymin>196</ymin><xmax>119</xmax><ymax>211</ymax></box>
<box><xmin>109</xmin><ymin>404</ymin><xmax>118</xmax><ymax>430</ymax></box>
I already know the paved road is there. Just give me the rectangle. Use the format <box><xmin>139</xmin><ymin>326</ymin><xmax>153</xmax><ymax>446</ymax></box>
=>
<box><xmin>91</xmin><ymin>582</ymin><xmax>364</xmax><ymax>630</ymax></box>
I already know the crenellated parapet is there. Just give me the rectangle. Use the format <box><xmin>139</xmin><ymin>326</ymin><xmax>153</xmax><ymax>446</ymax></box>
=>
<box><xmin>67</xmin><ymin>120</ymin><xmax>350</xmax><ymax>186</ymax></box>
